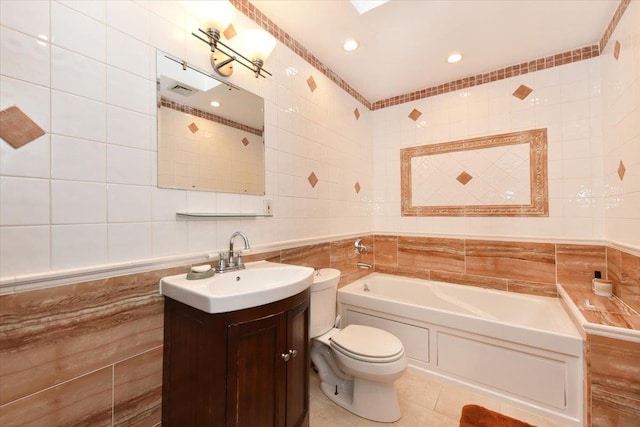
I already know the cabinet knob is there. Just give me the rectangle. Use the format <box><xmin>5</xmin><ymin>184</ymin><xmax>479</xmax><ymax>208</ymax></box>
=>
<box><xmin>281</xmin><ymin>352</ymin><xmax>290</xmax><ymax>362</ymax></box>
<box><xmin>289</xmin><ymin>349</ymin><xmax>297</xmax><ymax>358</ymax></box>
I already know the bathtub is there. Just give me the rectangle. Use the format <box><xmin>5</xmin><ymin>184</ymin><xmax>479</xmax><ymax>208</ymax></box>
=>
<box><xmin>338</xmin><ymin>273</ymin><xmax>583</xmax><ymax>427</ymax></box>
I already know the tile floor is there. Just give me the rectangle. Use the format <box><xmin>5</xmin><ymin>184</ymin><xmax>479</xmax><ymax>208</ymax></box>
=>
<box><xmin>309</xmin><ymin>368</ymin><xmax>570</xmax><ymax>427</ymax></box>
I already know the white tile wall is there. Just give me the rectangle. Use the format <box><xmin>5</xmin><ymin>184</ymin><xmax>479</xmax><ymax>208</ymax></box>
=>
<box><xmin>2</xmin><ymin>0</ymin><xmax>637</xmax><ymax>281</ymax></box>
<box><xmin>0</xmin><ymin>0</ymin><xmax>372</xmax><ymax>279</ymax></box>
<box><xmin>51</xmin><ymin>223</ymin><xmax>108</xmax><ymax>269</ymax></box>
<box><xmin>372</xmin><ymin>54</ymin><xmax>613</xmax><ymax>241</ymax></box>
<box><xmin>601</xmin><ymin>1</ymin><xmax>640</xmax><ymax>249</ymax></box>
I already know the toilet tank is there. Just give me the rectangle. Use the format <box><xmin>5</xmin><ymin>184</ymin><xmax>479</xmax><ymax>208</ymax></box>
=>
<box><xmin>309</xmin><ymin>268</ymin><xmax>341</xmax><ymax>338</ymax></box>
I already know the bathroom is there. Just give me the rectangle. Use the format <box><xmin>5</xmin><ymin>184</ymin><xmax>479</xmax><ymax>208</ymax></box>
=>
<box><xmin>0</xmin><ymin>0</ymin><xmax>638</xmax><ymax>426</ymax></box>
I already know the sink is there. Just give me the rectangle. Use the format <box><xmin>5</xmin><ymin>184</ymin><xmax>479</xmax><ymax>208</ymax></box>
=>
<box><xmin>160</xmin><ymin>261</ymin><xmax>315</xmax><ymax>313</ymax></box>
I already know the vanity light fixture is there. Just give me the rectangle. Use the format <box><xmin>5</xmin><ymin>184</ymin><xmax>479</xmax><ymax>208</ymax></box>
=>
<box><xmin>210</xmin><ymin>101</ymin><xmax>221</xmax><ymax>107</ymax></box>
<box><xmin>192</xmin><ymin>26</ymin><xmax>275</xmax><ymax>79</ymax></box>
<box><xmin>343</xmin><ymin>39</ymin><xmax>359</xmax><ymax>51</ymax></box>
<box><xmin>447</xmin><ymin>52</ymin><xmax>463</xmax><ymax>63</ymax></box>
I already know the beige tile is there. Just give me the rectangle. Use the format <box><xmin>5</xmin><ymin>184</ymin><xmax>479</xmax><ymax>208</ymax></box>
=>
<box><xmin>430</xmin><ymin>271</ymin><xmax>507</xmax><ymax>292</ymax></box>
<box><xmin>374</xmin><ymin>235</ymin><xmax>398</xmax><ymax>266</ymax></box>
<box><xmin>466</xmin><ymin>240</ymin><xmax>556</xmax><ymax>284</ymax></box>
<box><xmin>114</xmin><ymin>347</ymin><xmax>163</xmax><ymax>427</ymax></box>
<box><xmin>0</xmin><ymin>272</ymin><xmax>166</xmax><ymax>405</ymax></box>
<box><xmin>397</xmin><ymin>236</ymin><xmax>465</xmax><ymax>273</ymax></box>
<box><xmin>556</xmin><ymin>244</ymin><xmax>606</xmax><ymax>287</ymax></box>
<box><xmin>395</xmin><ymin>371</ymin><xmax>442</xmax><ymax>410</ymax></box>
<box><xmin>392</xmin><ymin>401</ymin><xmax>458</xmax><ymax>427</ymax></box>
<box><xmin>332</xmin><ymin>236</ymin><xmax>374</xmax><ymax>286</ymax></box>
<box><xmin>433</xmin><ymin>383</ymin><xmax>502</xmax><ymax>420</ymax></box>
<box><xmin>0</xmin><ymin>367</ymin><xmax>112</xmax><ymax>427</ymax></box>
<box><xmin>311</xmin><ymin>369</ymin><xmax>566</xmax><ymax>427</ymax></box>
<box><xmin>619</xmin><ymin>251</ymin><xmax>640</xmax><ymax>313</ymax></box>
<box><xmin>507</xmin><ymin>279</ymin><xmax>557</xmax><ymax>297</ymax></box>
<box><xmin>280</xmin><ymin>243</ymin><xmax>331</xmax><ymax>269</ymax></box>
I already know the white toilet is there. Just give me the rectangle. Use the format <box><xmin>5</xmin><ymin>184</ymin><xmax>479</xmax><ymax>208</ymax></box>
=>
<box><xmin>310</xmin><ymin>268</ymin><xmax>407</xmax><ymax>422</ymax></box>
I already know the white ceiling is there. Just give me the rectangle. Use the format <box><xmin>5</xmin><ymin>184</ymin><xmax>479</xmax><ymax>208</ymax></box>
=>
<box><xmin>249</xmin><ymin>0</ymin><xmax>619</xmax><ymax>102</ymax></box>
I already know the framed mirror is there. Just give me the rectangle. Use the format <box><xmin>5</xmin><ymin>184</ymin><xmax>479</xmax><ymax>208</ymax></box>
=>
<box><xmin>156</xmin><ymin>51</ymin><xmax>265</xmax><ymax>195</ymax></box>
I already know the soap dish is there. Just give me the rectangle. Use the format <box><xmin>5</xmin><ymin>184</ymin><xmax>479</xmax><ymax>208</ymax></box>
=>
<box><xmin>186</xmin><ymin>265</ymin><xmax>215</xmax><ymax>280</ymax></box>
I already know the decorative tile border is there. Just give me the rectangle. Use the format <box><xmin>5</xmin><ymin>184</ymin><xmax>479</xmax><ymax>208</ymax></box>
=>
<box><xmin>599</xmin><ymin>0</ymin><xmax>631</xmax><ymax>53</ymax></box>
<box><xmin>160</xmin><ymin>97</ymin><xmax>262</xmax><ymax>136</ymax></box>
<box><xmin>401</xmin><ymin>128</ymin><xmax>548</xmax><ymax>217</ymax></box>
<box><xmin>231</xmin><ymin>0</ymin><xmax>629</xmax><ymax>111</ymax></box>
<box><xmin>229</xmin><ymin>0</ymin><xmax>371</xmax><ymax>109</ymax></box>
<box><xmin>372</xmin><ymin>46</ymin><xmax>599</xmax><ymax>110</ymax></box>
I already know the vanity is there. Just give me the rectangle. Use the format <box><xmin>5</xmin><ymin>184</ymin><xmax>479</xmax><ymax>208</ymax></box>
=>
<box><xmin>160</xmin><ymin>261</ymin><xmax>314</xmax><ymax>427</ymax></box>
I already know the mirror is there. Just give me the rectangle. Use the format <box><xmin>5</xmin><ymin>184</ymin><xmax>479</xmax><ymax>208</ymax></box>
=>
<box><xmin>156</xmin><ymin>50</ymin><xmax>265</xmax><ymax>195</ymax></box>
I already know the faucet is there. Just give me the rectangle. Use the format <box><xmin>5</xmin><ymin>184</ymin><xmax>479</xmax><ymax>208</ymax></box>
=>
<box><xmin>217</xmin><ymin>231</ymin><xmax>251</xmax><ymax>273</ymax></box>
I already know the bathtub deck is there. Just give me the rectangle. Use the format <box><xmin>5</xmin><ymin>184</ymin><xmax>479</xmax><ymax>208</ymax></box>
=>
<box><xmin>310</xmin><ymin>369</ymin><xmax>569</xmax><ymax>427</ymax></box>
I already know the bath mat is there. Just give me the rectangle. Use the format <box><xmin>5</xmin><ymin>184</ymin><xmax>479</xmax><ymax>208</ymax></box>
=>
<box><xmin>459</xmin><ymin>404</ymin><xmax>535</xmax><ymax>427</ymax></box>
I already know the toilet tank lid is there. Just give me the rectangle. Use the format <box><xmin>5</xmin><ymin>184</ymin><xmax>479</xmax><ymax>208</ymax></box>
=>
<box><xmin>311</xmin><ymin>268</ymin><xmax>341</xmax><ymax>291</ymax></box>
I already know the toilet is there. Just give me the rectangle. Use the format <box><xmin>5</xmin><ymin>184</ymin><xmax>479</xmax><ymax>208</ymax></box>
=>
<box><xmin>310</xmin><ymin>268</ymin><xmax>407</xmax><ymax>422</ymax></box>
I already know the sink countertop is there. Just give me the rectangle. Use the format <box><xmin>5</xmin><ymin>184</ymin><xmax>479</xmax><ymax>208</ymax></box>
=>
<box><xmin>160</xmin><ymin>261</ymin><xmax>314</xmax><ymax>314</ymax></box>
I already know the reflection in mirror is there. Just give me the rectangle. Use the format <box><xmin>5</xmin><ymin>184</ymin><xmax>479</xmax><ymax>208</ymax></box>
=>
<box><xmin>156</xmin><ymin>50</ymin><xmax>265</xmax><ymax>195</ymax></box>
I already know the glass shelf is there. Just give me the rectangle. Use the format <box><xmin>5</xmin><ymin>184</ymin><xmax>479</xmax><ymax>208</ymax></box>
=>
<box><xmin>176</xmin><ymin>212</ymin><xmax>273</xmax><ymax>218</ymax></box>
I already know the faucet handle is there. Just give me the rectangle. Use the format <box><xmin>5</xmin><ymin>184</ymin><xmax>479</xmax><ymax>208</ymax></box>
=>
<box><xmin>217</xmin><ymin>253</ymin><xmax>227</xmax><ymax>271</ymax></box>
<box><xmin>236</xmin><ymin>252</ymin><xmax>244</xmax><ymax>268</ymax></box>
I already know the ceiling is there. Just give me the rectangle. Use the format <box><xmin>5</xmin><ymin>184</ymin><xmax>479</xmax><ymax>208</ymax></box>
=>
<box><xmin>249</xmin><ymin>0</ymin><xmax>619</xmax><ymax>102</ymax></box>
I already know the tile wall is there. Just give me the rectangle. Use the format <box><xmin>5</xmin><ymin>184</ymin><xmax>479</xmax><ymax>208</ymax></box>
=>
<box><xmin>601</xmin><ymin>0</ymin><xmax>640</xmax><ymax>251</ymax></box>
<box><xmin>0</xmin><ymin>0</ymin><xmax>373</xmax><ymax>280</ymax></box>
<box><xmin>1</xmin><ymin>233</ymin><xmax>637</xmax><ymax>425</ymax></box>
<box><xmin>372</xmin><ymin>55</ymin><xmax>606</xmax><ymax>241</ymax></box>
<box><xmin>0</xmin><ymin>236</ymin><xmax>372</xmax><ymax>425</ymax></box>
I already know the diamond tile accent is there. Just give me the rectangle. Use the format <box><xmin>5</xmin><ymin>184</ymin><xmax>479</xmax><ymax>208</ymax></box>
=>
<box><xmin>241</xmin><ymin>137</ymin><xmax>250</xmax><ymax>147</ymax></box>
<box><xmin>307</xmin><ymin>76</ymin><xmax>317</xmax><ymax>92</ymax></box>
<box><xmin>188</xmin><ymin>122</ymin><xmax>199</xmax><ymax>133</ymax></box>
<box><xmin>354</xmin><ymin>181</ymin><xmax>361</xmax><ymax>194</ymax></box>
<box><xmin>512</xmin><ymin>85</ymin><xmax>533</xmax><ymax>100</ymax></box>
<box><xmin>618</xmin><ymin>160</ymin><xmax>626</xmax><ymax>181</ymax></box>
<box><xmin>614</xmin><ymin>40</ymin><xmax>621</xmax><ymax>60</ymax></box>
<box><xmin>0</xmin><ymin>106</ymin><xmax>46</xmax><ymax>149</ymax></box>
<box><xmin>308</xmin><ymin>171</ymin><xmax>318</xmax><ymax>188</ymax></box>
<box><xmin>408</xmin><ymin>109</ymin><xmax>422</xmax><ymax>121</ymax></box>
<box><xmin>354</xmin><ymin>108</ymin><xmax>360</xmax><ymax>120</ymax></box>
<box><xmin>456</xmin><ymin>171</ymin><xmax>473</xmax><ymax>185</ymax></box>
<box><xmin>223</xmin><ymin>24</ymin><xmax>237</xmax><ymax>40</ymax></box>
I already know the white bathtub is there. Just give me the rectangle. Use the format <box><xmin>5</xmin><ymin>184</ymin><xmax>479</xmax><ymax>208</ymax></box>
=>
<box><xmin>338</xmin><ymin>273</ymin><xmax>584</xmax><ymax>427</ymax></box>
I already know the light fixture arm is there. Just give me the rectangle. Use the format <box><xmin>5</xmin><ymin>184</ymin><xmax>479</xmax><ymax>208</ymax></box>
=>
<box><xmin>192</xmin><ymin>27</ymin><xmax>272</xmax><ymax>79</ymax></box>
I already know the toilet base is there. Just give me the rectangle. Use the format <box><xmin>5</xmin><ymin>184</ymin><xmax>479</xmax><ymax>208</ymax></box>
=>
<box><xmin>319</xmin><ymin>376</ymin><xmax>401</xmax><ymax>423</ymax></box>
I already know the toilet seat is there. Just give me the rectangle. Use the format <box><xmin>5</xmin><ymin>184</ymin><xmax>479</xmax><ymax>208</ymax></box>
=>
<box><xmin>330</xmin><ymin>325</ymin><xmax>404</xmax><ymax>363</ymax></box>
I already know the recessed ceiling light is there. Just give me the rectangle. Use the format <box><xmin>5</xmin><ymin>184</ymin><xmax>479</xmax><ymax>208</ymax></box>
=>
<box><xmin>447</xmin><ymin>53</ymin><xmax>463</xmax><ymax>63</ymax></box>
<box><xmin>210</xmin><ymin>101</ymin><xmax>221</xmax><ymax>107</ymax></box>
<box><xmin>343</xmin><ymin>39</ymin><xmax>359</xmax><ymax>51</ymax></box>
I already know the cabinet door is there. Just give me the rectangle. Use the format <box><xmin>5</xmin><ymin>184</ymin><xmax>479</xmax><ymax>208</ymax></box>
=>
<box><xmin>227</xmin><ymin>312</ymin><xmax>287</xmax><ymax>427</ymax></box>
<box><xmin>286</xmin><ymin>299</ymin><xmax>310</xmax><ymax>427</ymax></box>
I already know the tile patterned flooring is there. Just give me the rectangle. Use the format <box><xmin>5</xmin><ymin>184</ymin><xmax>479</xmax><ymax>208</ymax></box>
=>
<box><xmin>309</xmin><ymin>369</ymin><xmax>570</xmax><ymax>427</ymax></box>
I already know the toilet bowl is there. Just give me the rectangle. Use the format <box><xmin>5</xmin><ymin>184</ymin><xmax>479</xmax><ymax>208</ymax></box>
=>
<box><xmin>310</xmin><ymin>268</ymin><xmax>407</xmax><ymax>422</ymax></box>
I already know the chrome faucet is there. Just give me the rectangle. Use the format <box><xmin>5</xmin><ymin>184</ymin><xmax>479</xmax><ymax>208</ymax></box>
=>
<box><xmin>217</xmin><ymin>231</ymin><xmax>251</xmax><ymax>273</ymax></box>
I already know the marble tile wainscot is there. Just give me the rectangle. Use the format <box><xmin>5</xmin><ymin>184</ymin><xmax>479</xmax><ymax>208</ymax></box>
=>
<box><xmin>1</xmin><ymin>233</ymin><xmax>638</xmax><ymax>426</ymax></box>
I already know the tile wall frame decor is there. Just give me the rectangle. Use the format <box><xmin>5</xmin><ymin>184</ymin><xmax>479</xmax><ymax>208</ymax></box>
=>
<box><xmin>400</xmin><ymin>129</ymin><xmax>548</xmax><ymax>217</ymax></box>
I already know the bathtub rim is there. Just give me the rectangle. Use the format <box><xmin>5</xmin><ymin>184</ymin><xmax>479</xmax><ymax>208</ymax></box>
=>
<box><xmin>338</xmin><ymin>272</ymin><xmax>583</xmax><ymax>357</ymax></box>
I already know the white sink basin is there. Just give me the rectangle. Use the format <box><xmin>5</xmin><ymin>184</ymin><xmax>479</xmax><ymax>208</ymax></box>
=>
<box><xmin>160</xmin><ymin>261</ymin><xmax>314</xmax><ymax>313</ymax></box>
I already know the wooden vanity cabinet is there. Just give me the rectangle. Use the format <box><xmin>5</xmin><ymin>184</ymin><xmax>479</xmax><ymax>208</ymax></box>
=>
<box><xmin>162</xmin><ymin>289</ymin><xmax>310</xmax><ymax>427</ymax></box>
